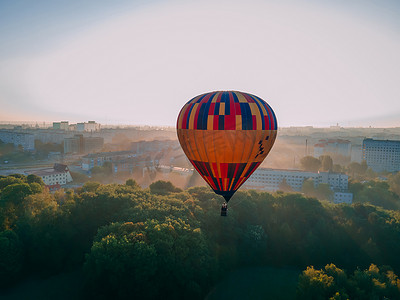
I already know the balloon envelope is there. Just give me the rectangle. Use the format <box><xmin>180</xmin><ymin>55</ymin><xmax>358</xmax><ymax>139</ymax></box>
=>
<box><xmin>177</xmin><ymin>91</ymin><xmax>277</xmax><ymax>202</ymax></box>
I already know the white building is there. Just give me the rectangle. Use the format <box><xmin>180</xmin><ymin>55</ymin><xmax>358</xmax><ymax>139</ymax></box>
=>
<box><xmin>64</xmin><ymin>134</ymin><xmax>104</xmax><ymax>154</ymax></box>
<box><xmin>333</xmin><ymin>192</ymin><xmax>353</xmax><ymax>204</ymax></box>
<box><xmin>0</xmin><ymin>130</ymin><xmax>35</xmax><ymax>151</ymax></box>
<box><xmin>33</xmin><ymin>130</ymin><xmax>74</xmax><ymax>144</ymax></box>
<box><xmin>318</xmin><ymin>172</ymin><xmax>348</xmax><ymax>191</ymax></box>
<box><xmin>157</xmin><ymin>165</ymin><xmax>194</xmax><ymax>176</ymax></box>
<box><xmin>81</xmin><ymin>151</ymin><xmax>136</xmax><ymax>170</ymax></box>
<box><xmin>243</xmin><ymin>168</ymin><xmax>349</xmax><ymax>193</ymax></box>
<box><xmin>77</xmin><ymin>121</ymin><xmax>101</xmax><ymax>132</ymax></box>
<box><xmin>53</xmin><ymin>121</ymin><xmax>69</xmax><ymax>131</ymax></box>
<box><xmin>362</xmin><ymin>138</ymin><xmax>400</xmax><ymax>172</ymax></box>
<box><xmin>25</xmin><ymin>164</ymin><xmax>73</xmax><ymax>186</ymax></box>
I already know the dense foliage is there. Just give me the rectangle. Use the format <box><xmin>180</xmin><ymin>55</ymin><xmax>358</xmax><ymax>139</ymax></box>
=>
<box><xmin>349</xmin><ymin>180</ymin><xmax>400</xmax><ymax>210</ymax></box>
<box><xmin>34</xmin><ymin>140</ymin><xmax>63</xmax><ymax>157</ymax></box>
<box><xmin>1</xmin><ymin>175</ymin><xmax>400</xmax><ymax>299</ymax></box>
<box><xmin>0</xmin><ymin>141</ymin><xmax>33</xmax><ymax>163</ymax></box>
<box><xmin>297</xmin><ymin>263</ymin><xmax>400</xmax><ymax>299</ymax></box>
<box><xmin>0</xmin><ymin>140</ymin><xmax>63</xmax><ymax>163</ymax></box>
<box><xmin>300</xmin><ymin>155</ymin><xmax>376</xmax><ymax>181</ymax></box>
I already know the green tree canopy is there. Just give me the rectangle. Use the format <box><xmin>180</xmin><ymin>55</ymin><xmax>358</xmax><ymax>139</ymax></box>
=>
<box><xmin>300</xmin><ymin>156</ymin><xmax>321</xmax><ymax>172</ymax></box>
<box><xmin>84</xmin><ymin>219</ymin><xmax>212</xmax><ymax>299</ymax></box>
<box><xmin>70</xmin><ymin>171</ymin><xmax>90</xmax><ymax>183</ymax></box>
<box><xmin>0</xmin><ymin>230</ymin><xmax>24</xmax><ymax>286</ymax></box>
<box><xmin>388</xmin><ymin>172</ymin><xmax>400</xmax><ymax>197</ymax></box>
<box><xmin>1</xmin><ymin>183</ymin><xmax>33</xmax><ymax>206</ymax></box>
<box><xmin>125</xmin><ymin>178</ymin><xmax>140</xmax><ymax>188</ymax></box>
<box><xmin>278</xmin><ymin>178</ymin><xmax>294</xmax><ymax>192</ymax></box>
<box><xmin>347</xmin><ymin>160</ymin><xmax>369</xmax><ymax>178</ymax></box>
<box><xmin>0</xmin><ymin>176</ymin><xmax>24</xmax><ymax>190</ymax></box>
<box><xmin>81</xmin><ymin>181</ymin><xmax>101</xmax><ymax>193</ymax></box>
<box><xmin>27</xmin><ymin>174</ymin><xmax>45</xmax><ymax>186</ymax></box>
<box><xmin>0</xmin><ymin>174</ymin><xmax>400</xmax><ymax>299</ymax></box>
<box><xmin>149</xmin><ymin>180</ymin><xmax>183</xmax><ymax>195</ymax></box>
<box><xmin>297</xmin><ymin>265</ymin><xmax>337</xmax><ymax>299</ymax></box>
<box><xmin>319</xmin><ymin>155</ymin><xmax>333</xmax><ymax>172</ymax></box>
<box><xmin>297</xmin><ymin>264</ymin><xmax>400</xmax><ymax>299</ymax></box>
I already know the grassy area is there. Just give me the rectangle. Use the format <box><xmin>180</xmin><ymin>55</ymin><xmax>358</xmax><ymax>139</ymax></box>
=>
<box><xmin>206</xmin><ymin>266</ymin><xmax>300</xmax><ymax>300</ymax></box>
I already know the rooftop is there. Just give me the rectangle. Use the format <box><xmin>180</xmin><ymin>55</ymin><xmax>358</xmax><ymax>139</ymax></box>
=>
<box><xmin>25</xmin><ymin>163</ymin><xmax>69</xmax><ymax>176</ymax></box>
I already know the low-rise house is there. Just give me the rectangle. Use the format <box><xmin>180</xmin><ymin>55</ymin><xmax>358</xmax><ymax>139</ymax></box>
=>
<box><xmin>25</xmin><ymin>163</ymin><xmax>73</xmax><ymax>187</ymax></box>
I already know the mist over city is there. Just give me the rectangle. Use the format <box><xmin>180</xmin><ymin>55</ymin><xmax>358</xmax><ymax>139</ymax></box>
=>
<box><xmin>1</xmin><ymin>1</ymin><xmax>400</xmax><ymax>299</ymax></box>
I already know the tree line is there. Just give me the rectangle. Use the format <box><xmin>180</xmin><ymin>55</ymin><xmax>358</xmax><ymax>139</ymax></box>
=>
<box><xmin>298</xmin><ymin>263</ymin><xmax>400</xmax><ymax>299</ymax></box>
<box><xmin>1</xmin><ymin>175</ymin><xmax>400</xmax><ymax>299</ymax></box>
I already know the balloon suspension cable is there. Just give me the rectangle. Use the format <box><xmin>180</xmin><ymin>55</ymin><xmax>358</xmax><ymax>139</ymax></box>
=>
<box><xmin>228</xmin><ymin>197</ymin><xmax>247</xmax><ymax>208</ymax></box>
<box><xmin>220</xmin><ymin>194</ymin><xmax>246</xmax><ymax>209</ymax></box>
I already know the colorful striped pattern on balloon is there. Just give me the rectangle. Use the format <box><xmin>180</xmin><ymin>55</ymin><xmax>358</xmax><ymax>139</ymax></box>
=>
<box><xmin>177</xmin><ymin>91</ymin><xmax>277</xmax><ymax>131</ymax></box>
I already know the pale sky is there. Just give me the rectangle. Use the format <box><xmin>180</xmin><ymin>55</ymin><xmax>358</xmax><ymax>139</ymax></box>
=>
<box><xmin>0</xmin><ymin>0</ymin><xmax>399</xmax><ymax>127</ymax></box>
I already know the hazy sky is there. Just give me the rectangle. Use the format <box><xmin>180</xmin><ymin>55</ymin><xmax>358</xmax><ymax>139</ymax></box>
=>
<box><xmin>1</xmin><ymin>0</ymin><xmax>399</xmax><ymax>127</ymax></box>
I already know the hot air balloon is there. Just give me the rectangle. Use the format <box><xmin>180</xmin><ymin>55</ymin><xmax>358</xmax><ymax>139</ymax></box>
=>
<box><xmin>176</xmin><ymin>91</ymin><xmax>277</xmax><ymax>214</ymax></box>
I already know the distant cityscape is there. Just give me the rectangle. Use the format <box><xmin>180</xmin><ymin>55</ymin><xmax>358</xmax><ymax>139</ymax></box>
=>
<box><xmin>1</xmin><ymin>120</ymin><xmax>400</xmax><ymax>205</ymax></box>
